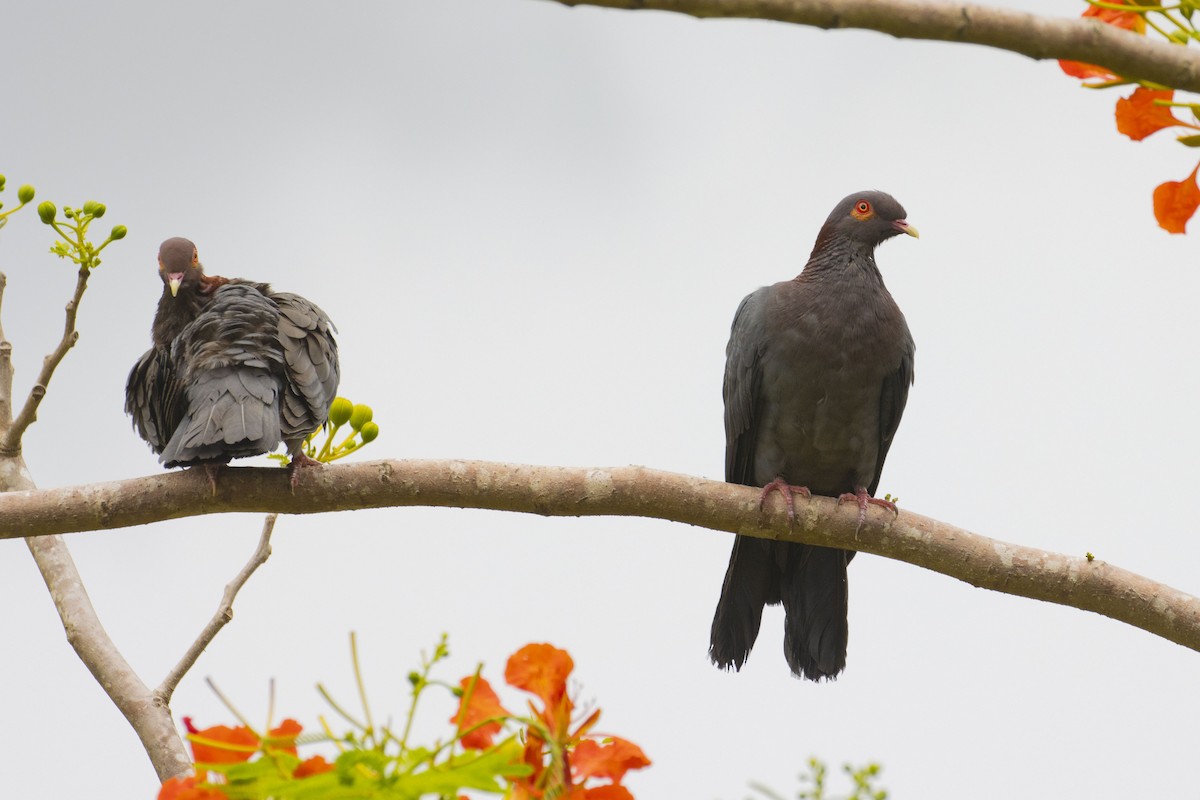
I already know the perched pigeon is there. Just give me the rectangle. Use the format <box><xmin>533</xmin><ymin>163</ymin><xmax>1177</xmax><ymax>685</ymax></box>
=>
<box><xmin>126</xmin><ymin>237</ymin><xmax>340</xmax><ymax>484</ymax></box>
<box><xmin>709</xmin><ymin>191</ymin><xmax>917</xmax><ymax>681</ymax></box>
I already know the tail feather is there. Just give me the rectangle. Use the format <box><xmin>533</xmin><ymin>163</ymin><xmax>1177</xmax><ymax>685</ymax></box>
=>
<box><xmin>709</xmin><ymin>536</ymin><xmax>780</xmax><ymax>671</ymax></box>
<box><xmin>160</xmin><ymin>366</ymin><xmax>282</xmax><ymax>467</ymax></box>
<box><xmin>780</xmin><ymin>545</ymin><xmax>852</xmax><ymax>681</ymax></box>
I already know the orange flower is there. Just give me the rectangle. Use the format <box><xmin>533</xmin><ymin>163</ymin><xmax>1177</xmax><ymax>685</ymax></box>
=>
<box><xmin>294</xmin><ymin>755</ymin><xmax>336</xmax><ymax>778</ymax></box>
<box><xmin>1059</xmin><ymin>1</ymin><xmax>1145</xmax><ymax>80</ymax></box>
<box><xmin>571</xmin><ymin>737</ymin><xmax>651</xmax><ymax>785</ymax></box>
<box><xmin>506</xmin><ymin>644</ymin><xmax>574</xmax><ymax>710</ymax></box>
<box><xmin>157</xmin><ymin>775</ymin><xmax>228</xmax><ymax>800</ymax></box>
<box><xmin>183</xmin><ymin>718</ymin><xmax>258</xmax><ymax>765</ymax></box>
<box><xmin>182</xmin><ymin>717</ymin><xmax>303</xmax><ymax>764</ymax></box>
<box><xmin>1116</xmin><ymin>88</ymin><xmax>1193</xmax><ymax>140</ymax></box>
<box><xmin>1153</xmin><ymin>162</ymin><xmax>1200</xmax><ymax>233</ymax></box>
<box><xmin>451</xmin><ymin>676</ymin><xmax>511</xmax><ymax>749</ymax></box>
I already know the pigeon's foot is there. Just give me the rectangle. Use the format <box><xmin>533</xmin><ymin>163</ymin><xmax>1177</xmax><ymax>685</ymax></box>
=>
<box><xmin>837</xmin><ymin>486</ymin><xmax>898</xmax><ymax>531</ymax></box>
<box><xmin>288</xmin><ymin>452</ymin><xmax>322</xmax><ymax>491</ymax></box>
<box><xmin>759</xmin><ymin>477</ymin><xmax>811</xmax><ymax>523</ymax></box>
<box><xmin>203</xmin><ymin>464</ymin><xmax>221</xmax><ymax>496</ymax></box>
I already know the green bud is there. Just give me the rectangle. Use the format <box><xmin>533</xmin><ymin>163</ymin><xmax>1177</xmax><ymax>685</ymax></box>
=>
<box><xmin>407</xmin><ymin>671</ymin><xmax>422</xmax><ymax>687</ymax></box>
<box><xmin>82</xmin><ymin>201</ymin><xmax>97</xmax><ymax>215</ymax></box>
<box><xmin>93</xmin><ymin>203</ymin><xmax>106</xmax><ymax>218</ymax></box>
<box><xmin>37</xmin><ymin>201</ymin><xmax>56</xmax><ymax>224</ymax></box>
<box><xmin>110</xmin><ymin>224</ymin><xmax>128</xmax><ymax>240</ymax></box>
<box><xmin>329</xmin><ymin>396</ymin><xmax>353</xmax><ymax>426</ymax></box>
<box><xmin>360</xmin><ymin>421</ymin><xmax>379</xmax><ymax>443</ymax></box>
<box><xmin>64</xmin><ymin>208</ymin><xmax>75</xmax><ymax>220</ymax></box>
<box><xmin>0</xmin><ymin>176</ymin><xmax>6</xmax><ymax>191</ymax></box>
<box><xmin>16</xmin><ymin>185</ymin><xmax>34</xmax><ymax>204</ymax></box>
<box><xmin>349</xmin><ymin>403</ymin><xmax>373</xmax><ymax>430</ymax></box>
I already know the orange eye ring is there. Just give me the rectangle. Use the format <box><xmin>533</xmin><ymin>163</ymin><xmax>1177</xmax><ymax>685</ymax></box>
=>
<box><xmin>851</xmin><ymin>199</ymin><xmax>874</xmax><ymax>220</ymax></box>
<box><xmin>856</xmin><ymin>201</ymin><xmax>871</xmax><ymax>214</ymax></box>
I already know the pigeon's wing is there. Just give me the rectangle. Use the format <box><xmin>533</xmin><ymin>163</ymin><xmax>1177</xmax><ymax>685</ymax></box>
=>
<box><xmin>159</xmin><ymin>284</ymin><xmax>284</xmax><ymax>466</ymax></box>
<box><xmin>723</xmin><ymin>288</ymin><xmax>769</xmax><ymax>487</ymax></box>
<box><xmin>271</xmin><ymin>291</ymin><xmax>340</xmax><ymax>440</ymax></box>
<box><xmin>868</xmin><ymin>332</ymin><xmax>915</xmax><ymax>496</ymax></box>
<box><xmin>125</xmin><ymin>346</ymin><xmax>188</xmax><ymax>454</ymax></box>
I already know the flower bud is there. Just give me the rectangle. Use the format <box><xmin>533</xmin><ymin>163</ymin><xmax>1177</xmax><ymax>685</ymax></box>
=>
<box><xmin>82</xmin><ymin>200</ymin><xmax>98</xmax><ymax>215</ymax></box>
<box><xmin>17</xmin><ymin>185</ymin><xmax>34</xmax><ymax>204</ymax></box>
<box><xmin>349</xmin><ymin>403</ymin><xmax>373</xmax><ymax>430</ymax></box>
<box><xmin>110</xmin><ymin>225</ymin><xmax>128</xmax><ymax>240</ymax></box>
<box><xmin>328</xmin><ymin>396</ymin><xmax>353</xmax><ymax>427</ymax></box>
<box><xmin>37</xmin><ymin>201</ymin><xmax>56</xmax><ymax>224</ymax></box>
<box><xmin>0</xmin><ymin>176</ymin><xmax>6</xmax><ymax>192</ymax></box>
<box><xmin>92</xmin><ymin>203</ymin><xmax>106</xmax><ymax>218</ymax></box>
<box><xmin>359</xmin><ymin>421</ymin><xmax>379</xmax><ymax>443</ymax></box>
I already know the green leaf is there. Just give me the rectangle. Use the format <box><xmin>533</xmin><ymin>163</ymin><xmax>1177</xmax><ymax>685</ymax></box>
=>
<box><xmin>1176</xmin><ymin>134</ymin><xmax>1200</xmax><ymax>147</ymax></box>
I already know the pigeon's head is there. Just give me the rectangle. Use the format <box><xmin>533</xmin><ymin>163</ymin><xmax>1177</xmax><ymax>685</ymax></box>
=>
<box><xmin>815</xmin><ymin>191</ymin><xmax>919</xmax><ymax>254</ymax></box>
<box><xmin>157</xmin><ymin>237</ymin><xmax>203</xmax><ymax>298</ymax></box>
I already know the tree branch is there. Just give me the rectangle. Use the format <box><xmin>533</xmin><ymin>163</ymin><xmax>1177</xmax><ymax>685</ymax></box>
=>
<box><xmin>1</xmin><ymin>265</ymin><xmax>88</xmax><ymax>454</ymax></box>
<box><xmin>156</xmin><ymin>514</ymin><xmax>277</xmax><ymax>705</ymax></box>
<box><xmin>0</xmin><ymin>273</ymin><xmax>13</xmax><ymax>430</ymax></box>
<box><xmin>544</xmin><ymin>0</ymin><xmax>1200</xmax><ymax>93</ymax></box>
<box><xmin>26</xmin><ymin>532</ymin><xmax>192</xmax><ymax>781</ymax></box>
<box><xmin>5</xmin><ymin>458</ymin><xmax>1199</xmax><ymax>656</ymax></box>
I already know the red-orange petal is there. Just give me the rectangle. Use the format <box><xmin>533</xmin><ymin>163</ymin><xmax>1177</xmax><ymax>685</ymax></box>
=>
<box><xmin>1116</xmin><ymin>88</ymin><xmax>1184</xmax><ymax>141</ymax></box>
<box><xmin>294</xmin><ymin>755</ymin><xmax>336</xmax><ymax>778</ymax></box>
<box><xmin>1153</xmin><ymin>163</ymin><xmax>1200</xmax><ymax>234</ymax></box>
<box><xmin>1058</xmin><ymin>59</ymin><xmax>1115</xmax><ymax>81</ymax></box>
<box><xmin>1082</xmin><ymin>0</ymin><xmax>1145</xmax><ymax>31</ymax></box>
<box><xmin>157</xmin><ymin>775</ymin><xmax>229</xmax><ymax>800</ymax></box>
<box><xmin>451</xmin><ymin>676</ymin><xmax>510</xmax><ymax>750</ymax></box>
<box><xmin>265</xmin><ymin>718</ymin><xmax>303</xmax><ymax>756</ymax></box>
<box><xmin>571</xmin><ymin>737</ymin><xmax>652</xmax><ymax>785</ymax></box>
<box><xmin>505</xmin><ymin>644</ymin><xmax>574</xmax><ymax>709</ymax></box>
<box><xmin>187</xmin><ymin>724</ymin><xmax>259</xmax><ymax>764</ymax></box>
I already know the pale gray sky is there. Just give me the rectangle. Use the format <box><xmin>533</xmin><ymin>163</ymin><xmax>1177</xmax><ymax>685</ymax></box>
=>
<box><xmin>2</xmin><ymin>1</ymin><xmax>1197</xmax><ymax>798</ymax></box>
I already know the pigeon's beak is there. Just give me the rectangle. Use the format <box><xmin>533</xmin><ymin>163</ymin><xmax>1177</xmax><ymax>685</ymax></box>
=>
<box><xmin>893</xmin><ymin>219</ymin><xmax>919</xmax><ymax>239</ymax></box>
<box><xmin>168</xmin><ymin>272</ymin><xmax>184</xmax><ymax>297</ymax></box>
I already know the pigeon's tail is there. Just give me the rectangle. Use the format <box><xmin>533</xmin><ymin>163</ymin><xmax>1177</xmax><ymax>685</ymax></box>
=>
<box><xmin>709</xmin><ymin>536</ymin><xmax>781</xmax><ymax>671</ymax></box>
<box><xmin>780</xmin><ymin>544</ymin><xmax>852</xmax><ymax>681</ymax></box>
<box><xmin>160</xmin><ymin>366</ymin><xmax>282</xmax><ymax>468</ymax></box>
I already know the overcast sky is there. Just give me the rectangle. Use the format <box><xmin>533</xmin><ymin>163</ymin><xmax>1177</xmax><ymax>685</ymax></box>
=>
<box><xmin>2</xmin><ymin>1</ymin><xmax>1198</xmax><ymax>798</ymax></box>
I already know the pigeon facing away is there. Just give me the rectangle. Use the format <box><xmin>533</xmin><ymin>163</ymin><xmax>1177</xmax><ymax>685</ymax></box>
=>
<box><xmin>709</xmin><ymin>191</ymin><xmax>917</xmax><ymax>681</ymax></box>
<box><xmin>126</xmin><ymin>237</ymin><xmax>340</xmax><ymax>483</ymax></box>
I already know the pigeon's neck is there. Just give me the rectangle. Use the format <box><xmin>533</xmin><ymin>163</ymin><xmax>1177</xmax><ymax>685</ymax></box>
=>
<box><xmin>799</xmin><ymin>239</ymin><xmax>885</xmax><ymax>286</ymax></box>
<box><xmin>152</xmin><ymin>287</ymin><xmax>208</xmax><ymax>347</ymax></box>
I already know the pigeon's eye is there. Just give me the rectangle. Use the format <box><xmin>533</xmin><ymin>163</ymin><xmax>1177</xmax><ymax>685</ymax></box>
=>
<box><xmin>856</xmin><ymin>201</ymin><xmax>870</xmax><ymax>213</ymax></box>
<box><xmin>191</xmin><ymin>250</ymin><xmax>199</xmax><ymax>266</ymax></box>
<box><xmin>851</xmin><ymin>200</ymin><xmax>874</xmax><ymax>220</ymax></box>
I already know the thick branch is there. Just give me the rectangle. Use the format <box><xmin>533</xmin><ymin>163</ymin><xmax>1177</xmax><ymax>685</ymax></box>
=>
<box><xmin>5</xmin><ymin>458</ymin><xmax>1199</xmax><ymax>655</ymax></box>
<box><xmin>156</xmin><ymin>514</ymin><xmax>277</xmax><ymax>705</ymax></box>
<box><xmin>545</xmin><ymin>0</ymin><xmax>1200</xmax><ymax>93</ymax></box>
<box><xmin>2</xmin><ymin>266</ymin><xmax>88</xmax><ymax>454</ymax></box>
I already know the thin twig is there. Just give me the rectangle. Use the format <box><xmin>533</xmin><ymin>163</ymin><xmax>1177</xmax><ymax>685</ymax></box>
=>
<box><xmin>156</xmin><ymin>513</ymin><xmax>278</xmax><ymax>705</ymax></box>
<box><xmin>0</xmin><ymin>272</ymin><xmax>11</xmax><ymax>429</ymax></box>
<box><xmin>1</xmin><ymin>266</ymin><xmax>89</xmax><ymax>454</ymax></box>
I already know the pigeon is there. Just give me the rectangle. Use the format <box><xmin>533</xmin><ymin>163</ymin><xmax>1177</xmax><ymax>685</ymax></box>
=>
<box><xmin>709</xmin><ymin>191</ymin><xmax>917</xmax><ymax>681</ymax></box>
<box><xmin>126</xmin><ymin>237</ymin><xmax>340</xmax><ymax>485</ymax></box>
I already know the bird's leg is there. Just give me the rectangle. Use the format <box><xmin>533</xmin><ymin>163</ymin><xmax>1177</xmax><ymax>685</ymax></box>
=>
<box><xmin>837</xmin><ymin>486</ymin><xmax>898</xmax><ymax>531</ymax></box>
<box><xmin>759</xmin><ymin>477</ymin><xmax>811</xmax><ymax>524</ymax></box>
<box><xmin>288</xmin><ymin>451</ymin><xmax>322</xmax><ymax>491</ymax></box>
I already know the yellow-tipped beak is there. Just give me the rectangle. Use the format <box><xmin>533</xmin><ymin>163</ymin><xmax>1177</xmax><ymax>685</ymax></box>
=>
<box><xmin>168</xmin><ymin>275</ymin><xmax>183</xmax><ymax>297</ymax></box>
<box><xmin>895</xmin><ymin>220</ymin><xmax>919</xmax><ymax>239</ymax></box>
